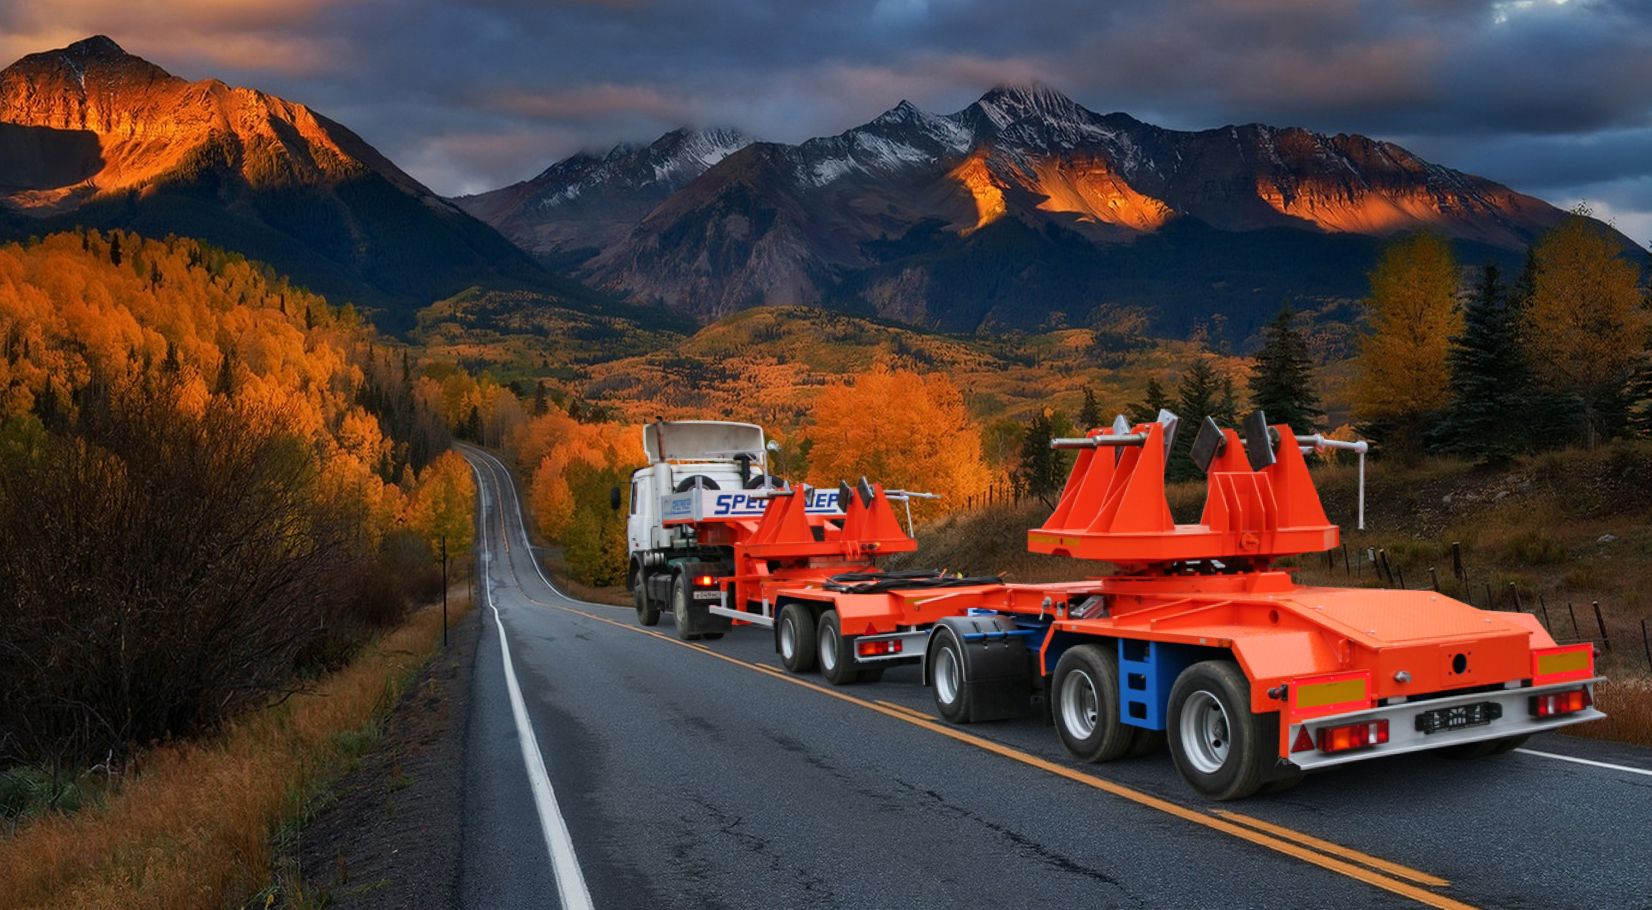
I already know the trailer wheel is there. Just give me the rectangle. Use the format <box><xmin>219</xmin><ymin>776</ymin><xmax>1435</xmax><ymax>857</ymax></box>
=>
<box><xmin>817</xmin><ymin>611</ymin><xmax>862</xmax><ymax>685</ymax></box>
<box><xmin>670</xmin><ymin>574</ymin><xmax>698</xmax><ymax>641</ymax></box>
<box><xmin>1053</xmin><ymin>644</ymin><xmax>1137</xmax><ymax>763</ymax></box>
<box><xmin>634</xmin><ymin>569</ymin><xmax>660</xmax><ymax>627</ymax></box>
<box><xmin>930</xmin><ymin>627</ymin><xmax>970</xmax><ymax>722</ymax></box>
<box><xmin>777</xmin><ymin>604</ymin><xmax>817</xmax><ymax>673</ymax></box>
<box><xmin>1167</xmin><ymin>661</ymin><xmax>1269</xmax><ymax>800</ymax></box>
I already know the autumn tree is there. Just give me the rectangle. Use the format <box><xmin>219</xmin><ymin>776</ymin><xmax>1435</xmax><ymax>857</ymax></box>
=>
<box><xmin>1440</xmin><ymin>265</ymin><xmax>1530</xmax><ymax>463</ymax></box>
<box><xmin>409</xmin><ymin>450</ymin><xmax>476</xmax><ymax>556</ymax></box>
<box><xmin>805</xmin><ymin>365</ymin><xmax>989</xmax><ymax>519</ymax></box>
<box><xmin>1248</xmin><ymin>305</ymin><xmax>1322</xmax><ymax>434</ymax></box>
<box><xmin>1523</xmin><ymin>213</ymin><xmax>1649</xmax><ymax>447</ymax></box>
<box><xmin>1353</xmin><ymin>232</ymin><xmax>1461</xmax><ymax>458</ymax></box>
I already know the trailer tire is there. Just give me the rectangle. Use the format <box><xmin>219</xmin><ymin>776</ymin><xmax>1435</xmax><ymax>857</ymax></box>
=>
<box><xmin>670</xmin><ymin>574</ymin><xmax>698</xmax><ymax>641</ymax></box>
<box><xmin>930</xmin><ymin>627</ymin><xmax>971</xmax><ymax>722</ymax></box>
<box><xmin>1053</xmin><ymin>644</ymin><xmax>1137</xmax><ymax>763</ymax></box>
<box><xmin>634</xmin><ymin>569</ymin><xmax>660</xmax><ymax>627</ymax></box>
<box><xmin>1167</xmin><ymin>661</ymin><xmax>1269</xmax><ymax>801</ymax></box>
<box><xmin>778</xmin><ymin>604</ymin><xmax>817</xmax><ymax>673</ymax></box>
<box><xmin>817</xmin><ymin>611</ymin><xmax>862</xmax><ymax>685</ymax></box>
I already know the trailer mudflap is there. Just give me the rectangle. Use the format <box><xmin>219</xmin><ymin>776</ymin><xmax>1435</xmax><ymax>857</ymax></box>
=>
<box><xmin>927</xmin><ymin>615</ymin><xmax>1035</xmax><ymax>722</ymax></box>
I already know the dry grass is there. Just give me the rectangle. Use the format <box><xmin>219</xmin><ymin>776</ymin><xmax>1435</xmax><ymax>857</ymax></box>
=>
<box><xmin>0</xmin><ymin>598</ymin><xmax>466</xmax><ymax>910</ymax></box>
<box><xmin>1570</xmin><ymin>676</ymin><xmax>1652</xmax><ymax>747</ymax></box>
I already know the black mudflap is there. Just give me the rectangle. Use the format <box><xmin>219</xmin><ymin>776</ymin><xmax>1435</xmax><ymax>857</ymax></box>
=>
<box><xmin>932</xmin><ymin>615</ymin><xmax>1035</xmax><ymax>722</ymax></box>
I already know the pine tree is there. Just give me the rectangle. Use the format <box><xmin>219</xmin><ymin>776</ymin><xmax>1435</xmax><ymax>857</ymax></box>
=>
<box><xmin>1440</xmin><ymin>266</ymin><xmax>1529</xmax><ymax>462</ymax></box>
<box><xmin>1015</xmin><ymin>409</ymin><xmax>1064</xmax><ymax>502</ymax></box>
<box><xmin>108</xmin><ymin>232</ymin><xmax>122</xmax><ymax>267</ymax></box>
<box><xmin>1170</xmin><ymin>361</ymin><xmax>1237</xmax><ymax>480</ymax></box>
<box><xmin>1627</xmin><ymin>344</ymin><xmax>1652</xmax><ymax>439</ymax></box>
<box><xmin>215</xmin><ymin>349</ymin><xmax>236</xmax><ymax>397</ymax></box>
<box><xmin>1247</xmin><ymin>305</ymin><xmax>1322</xmax><ymax>433</ymax></box>
<box><xmin>1128</xmin><ymin>378</ymin><xmax>1172</xmax><ymax>425</ymax></box>
<box><xmin>1077</xmin><ymin>387</ymin><xmax>1103</xmax><ymax>431</ymax></box>
<box><xmin>532</xmin><ymin>380</ymin><xmax>550</xmax><ymax>417</ymax></box>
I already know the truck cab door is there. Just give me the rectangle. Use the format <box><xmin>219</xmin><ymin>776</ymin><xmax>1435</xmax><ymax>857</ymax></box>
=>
<box><xmin>626</xmin><ymin>474</ymin><xmax>650</xmax><ymax>554</ymax></box>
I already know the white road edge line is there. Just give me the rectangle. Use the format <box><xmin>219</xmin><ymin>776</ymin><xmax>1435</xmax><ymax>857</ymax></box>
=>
<box><xmin>470</xmin><ymin>458</ymin><xmax>595</xmax><ymax>910</ymax></box>
<box><xmin>473</xmin><ymin>447</ymin><xmax>578</xmax><ymax>602</ymax></box>
<box><xmin>1514</xmin><ymin>748</ymin><xmax>1652</xmax><ymax>778</ymax></box>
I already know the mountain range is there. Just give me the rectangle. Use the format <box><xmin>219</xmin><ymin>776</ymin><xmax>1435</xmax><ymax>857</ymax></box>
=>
<box><xmin>460</xmin><ymin>84</ymin><xmax>1611</xmax><ymax>337</ymax></box>
<box><xmin>0</xmin><ymin>36</ymin><xmax>551</xmax><ymax>328</ymax></box>
<box><xmin>0</xmin><ymin>38</ymin><xmax>1631</xmax><ymax>345</ymax></box>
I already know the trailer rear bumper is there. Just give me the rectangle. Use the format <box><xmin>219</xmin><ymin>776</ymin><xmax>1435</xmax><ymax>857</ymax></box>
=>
<box><xmin>1285</xmin><ymin>677</ymin><xmax>1605</xmax><ymax>771</ymax></box>
<box><xmin>849</xmin><ymin>629</ymin><xmax>929</xmax><ymax>664</ymax></box>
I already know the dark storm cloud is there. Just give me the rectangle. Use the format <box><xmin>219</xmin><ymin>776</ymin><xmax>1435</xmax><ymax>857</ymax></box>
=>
<box><xmin>3</xmin><ymin>0</ymin><xmax>1650</xmax><ymax>236</ymax></box>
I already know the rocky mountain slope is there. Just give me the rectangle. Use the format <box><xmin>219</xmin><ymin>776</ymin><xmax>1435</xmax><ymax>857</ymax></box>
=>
<box><xmin>0</xmin><ymin>36</ymin><xmax>549</xmax><ymax>327</ymax></box>
<box><xmin>469</xmin><ymin>84</ymin><xmax>1612</xmax><ymax>338</ymax></box>
<box><xmin>454</xmin><ymin>127</ymin><xmax>749</xmax><ymax>259</ymax></box>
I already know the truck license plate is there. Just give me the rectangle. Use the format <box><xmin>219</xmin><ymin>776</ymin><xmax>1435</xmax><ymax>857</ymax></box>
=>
<box><xmin>1414</xmin><ymin>701</ymin><xmax>1501</xmax><ymax>734</ymax></box>
<box><xmin>693</xmin><ymin>591</ymin><xmax>720</xmax><ymax>601</ymax></box>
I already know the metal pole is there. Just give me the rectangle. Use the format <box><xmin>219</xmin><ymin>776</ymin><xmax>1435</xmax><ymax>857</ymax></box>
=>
<box><xmin>441</xmin><ymin>533</ymin><xmax>449</xmax><ymax>648</ymax></box>
<box><xmin>1356</xmin><ymin>450</ymin><xmax>1365</xmax><ymax>530</ymax></box>
<box><xmin>1642</xmin><ymin>618</ymin><xmax>1651</xmax><ymax>671</ymax></box>
<box><xmin>1566</xmin><ymin>602</ymin><xmax>1580</xmax><ymax>641</ymax></box>
<box><xmin>1593</xmin><ymin>601</ymin><xmax>1611</xmax><ymax>652</ymax></box>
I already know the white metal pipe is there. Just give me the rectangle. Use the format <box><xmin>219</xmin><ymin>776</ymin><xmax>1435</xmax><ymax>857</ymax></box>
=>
<box><xmin>1050</xmin><ymin>434</ymin><xmax>1146</xmax><ymax>449</ymax></box>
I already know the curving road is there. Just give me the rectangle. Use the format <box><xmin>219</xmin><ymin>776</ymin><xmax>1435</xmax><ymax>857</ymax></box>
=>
<box><xmin>457</xmin><ymin>446</ymin><xmax>1652</xmax><ymax>910</ymax></box>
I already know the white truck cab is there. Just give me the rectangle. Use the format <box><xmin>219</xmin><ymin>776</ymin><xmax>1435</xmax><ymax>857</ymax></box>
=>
<box><xmin>626</xmin><ymin>420</ymin><xmax>773</xmax><ymax>555</ymax></box>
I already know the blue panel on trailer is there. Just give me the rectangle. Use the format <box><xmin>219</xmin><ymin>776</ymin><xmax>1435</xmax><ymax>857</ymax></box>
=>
<box><xmin>1117</xmin><ymin>639</ymin><xmax>1198</xmax><ymax>731</ymax></box>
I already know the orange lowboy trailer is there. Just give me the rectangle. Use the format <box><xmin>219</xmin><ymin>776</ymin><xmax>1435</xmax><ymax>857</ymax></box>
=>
<box><xmin>723</xmin><ymin>412</ymin><xmax>1604</xmax><ymax>799</ymax></box>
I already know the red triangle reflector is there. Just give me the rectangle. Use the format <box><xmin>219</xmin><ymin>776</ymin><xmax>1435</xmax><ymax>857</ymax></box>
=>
<box><xmin>1292</xmin><ymin>726</ymin><xmax>1315</xmax><ymax>753</ymax></box>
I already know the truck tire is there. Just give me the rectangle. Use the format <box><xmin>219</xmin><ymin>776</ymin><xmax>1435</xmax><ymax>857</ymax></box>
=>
<box><xmin>670</xmin><ymin>574</ymin><xmax>698</xmax><ymax>641</ymax></box>
<box><xmin>634</xmin><ymin>569</ymin><xmax>660</xmax><ymax>627</ymax></box>
<box><xmin>778</xmin><ymin>604</ymin><xmax>817</xmax><ymax>673</ymax></box>
<box><xmin>1167</xmin><ymin>661</ymin><xmax>1269</xmax><ymax>800</ymax></box>
<box><xmin>1053</xmin><ymin>644</ymin><xmax>1137</xmax><ymax>763</ymax></box>
<box><xmin>817</xmin><ymin>611</ymin><xmax>862</xmax><ymax>685</ymax></box>
<box><xmin>930</xmin><ymin>626</ymin><xmax>971</xmax><ymax>722</ymax></box>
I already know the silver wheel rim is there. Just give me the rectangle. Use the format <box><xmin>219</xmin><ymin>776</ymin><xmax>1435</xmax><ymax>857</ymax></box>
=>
<box><xmin>1179</xmin><ymin>690</ymin><xmax>1231</xmax><ymax>774</ymax></box>
<box><xmin>780</xmin><ymin>614</ymin><xmax>797</xmax><ymax>660</ymax></box>
<box><xmin>935</xmin><ymin>644</ymin><xmax>961</xmax><ymax>706</ymax></box>
<box><xmin>1060</xmin><ymin>668</ymin><xmax>1100</xmax><ymax>740</ymax></box>
<box><xmin>819</xmin><ymin>622</ymin><xmax>838</xmax><ymax>672</ymax></box>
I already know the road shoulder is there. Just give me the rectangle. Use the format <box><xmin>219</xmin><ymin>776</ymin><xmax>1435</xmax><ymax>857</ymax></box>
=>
<box><xmin>281</xmin><ymin>603</ymin><xmax>482</xmax><ymax>908</ymax></box>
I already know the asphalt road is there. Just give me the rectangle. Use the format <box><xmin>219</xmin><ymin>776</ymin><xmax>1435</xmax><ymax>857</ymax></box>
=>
<box><xmin>458</xmin><ymin>446</ymin><xmax>1652</xmax><ymax>910</ymax></box>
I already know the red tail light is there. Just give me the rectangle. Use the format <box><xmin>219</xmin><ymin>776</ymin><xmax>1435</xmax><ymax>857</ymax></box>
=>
<box><xmin>695</xmin><ymin>574</ymin><xmax>715</xmax><ymax>587</ymax></box>
<box><xmin>1316</xmin><ymin>719</ymin><xmax>1389</xmax><ymax>754</ymax></box>
<box><xmin>1531</xmin><ymin>688</ymin><xmax>1591</xmax><ymax>718</ymax></box>
<box><xmin>856</xmin><ymin>639</ymin><xmax>903</xmax><ymax>658</ymax></box>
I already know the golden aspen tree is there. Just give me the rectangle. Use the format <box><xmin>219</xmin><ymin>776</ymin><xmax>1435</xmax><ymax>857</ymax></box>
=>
<box><xmin>804</xmin><ymin>365</ymin><xmax>990</xmax><ymax>518</ymax></box>
<box><xmin>1523</xmin><ymin>213</ymin><xmax>1649</xmax><ymax>447</ymax></box>
<box><xmin>1352</xmin><ymin>232</ymin><xmax>1461</xmax><ymax>457</ymax></box>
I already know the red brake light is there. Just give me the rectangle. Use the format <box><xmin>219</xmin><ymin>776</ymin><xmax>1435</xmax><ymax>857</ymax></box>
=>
<box><xmin>1531</xmin><ymin>688</ymin><xmax>1591</xmax><ymax>718</ymax></box>
<box><xmin>856</xmin><ymin>639</ymin><xmax>902</xmax><ymax>657</ymax></box>
<box><xmin>1316</xmin><ymin>719</ymin><xmax>1388</xmax><ymax>754</ymax></box>
<box><xmin>696</xmin><ymin>574</ymin><xmax>715</xmax><ymax>587</ymax></box>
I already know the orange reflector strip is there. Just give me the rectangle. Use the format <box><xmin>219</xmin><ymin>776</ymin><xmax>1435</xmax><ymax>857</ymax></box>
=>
<box><xmin>1531</xmin><ymin>644</ymin><xmax>1593</xmax><ymax>684</ymax></box>
<box><xmin>1296</xmin><ymin>678</ymin><xmax>1368</xmax><ymax>709</ymax></box>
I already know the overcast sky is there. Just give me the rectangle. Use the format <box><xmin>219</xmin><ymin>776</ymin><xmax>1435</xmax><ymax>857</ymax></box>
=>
<box><xmin>4</xmin><ymin>0</ymin><xmax>1650</xmax><ymax>244</ymax></box>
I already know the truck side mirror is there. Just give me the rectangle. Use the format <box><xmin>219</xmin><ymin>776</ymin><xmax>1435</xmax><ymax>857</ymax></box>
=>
<box><xmin>609</xmin><ymin>485</ymin><xmax>622</xmax><ymax>512</ymax></box>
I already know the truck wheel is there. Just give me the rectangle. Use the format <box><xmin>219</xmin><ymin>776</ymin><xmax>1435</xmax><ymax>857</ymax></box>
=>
<box><xmin>778</xmin><ymin>604</ymin><xmax>817</xmax><ymax>673</ymax></box>
<box><xmin>1167</xmin><ymin>661</ymin><xmax>1269</xmax><ymax>800</ymax></box>
<box><xmin>634</xmin><ymin>570</ymin><xmax>660</xmax><ymax>627</ymax></box>
<box><xmin>1053</xmin><ymin>644</ymin><xmax>1137</xmax><ymax>762</ymax></box>
<box><xmin>817</xmin><ymin>611</ymin><xmax>863</xmax><ymax>685</ymax></box>
<box><xmin>930</xmin><ymin>626</ymin><xmax>971</xmax><ymax>722</ymax></box>
<box><xmin>670</xmin><ymin>574</ymin><xmax>698</xmax><ymax>641</ymax></box>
